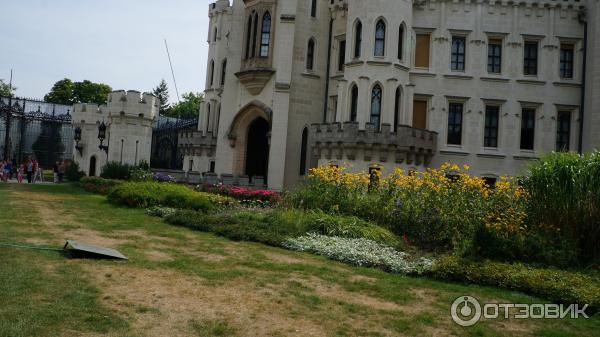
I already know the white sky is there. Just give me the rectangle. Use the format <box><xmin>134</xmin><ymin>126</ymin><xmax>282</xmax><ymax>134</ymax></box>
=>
<box><xmin>0</xmin><ymin>0</ymin><xmax>210</xmax><ymax>104</ymax></box>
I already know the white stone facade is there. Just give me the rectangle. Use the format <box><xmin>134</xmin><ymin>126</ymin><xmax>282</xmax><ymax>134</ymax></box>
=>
<box><xmin>184</xmin><ymin>0</ymin><xmax>600</xmax><ymax>190</ymax></box>
<box><xmin>72</xmin><ymin>90</ymin><xmax>158</xmax><ymax>176</ymax></box>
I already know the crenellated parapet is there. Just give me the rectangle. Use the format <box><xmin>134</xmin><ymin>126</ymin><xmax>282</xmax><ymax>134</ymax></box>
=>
<box><xmin>178</xmin><ymin>130</ymin><xmax>218</xmax><ymax>157</ymax></box>
<box><xmin>310</xmin><ymin>122</ymin><xmax>438</xmax><ymax>166</ymax></box>
<box><xmin>107</xmin><ymin>90</ymin><xmax>159</xmax><ymax>121</ymax></box>
<box><xmin>413</xmin><ymin>0</ymin><xmax>584</xmax><ymax>9</ymax></box>
<box><xmin>209</xmin><ymin>0</ymin><xmax>232</xmax><ymax>15</ymax></box>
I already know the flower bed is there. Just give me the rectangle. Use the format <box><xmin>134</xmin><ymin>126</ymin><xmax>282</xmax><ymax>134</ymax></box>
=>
<box><xmin>199</xmin><ymin>184</ymin><xmax>281</xmax><ymax>206</ymax></box>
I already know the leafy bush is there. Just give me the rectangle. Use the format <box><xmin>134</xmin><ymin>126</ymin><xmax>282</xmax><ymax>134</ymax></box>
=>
<box><xmin>79</xmin><ymin>177</ymin><xmax>122</xmax><ymax>195</ymax></box>
<box><xmin>65</xmin><ymin>161</ymin><xmax>85</xmax><ymax>182</ymax></box>
<box><xmin>522</xmin><ymin>151</ymin><xmax>600</xmax><ymax>264</ymax></box>
<box><xmin>283</xmin><ymin>234</ymin><xmax>433</xmax><ymax>275</ymax></box>
<box><xmin>145</xmin><ymin>206</ymin><xmax>177</xmax><ymax>218</ymax></box>
<box><xmin>100</xmin><ymin>162</ymin><xmax>131</xmax><ymax>180</ymax></box>
<box><xmin>429</xmin><ymin>255</ymin><xmax>600</xmax><ymax>311</ymax></box>
<box><xmin>108</xmin><ymin>181</ymin><xmax>232</xmax><ymax>211</ymax></box>
<box><xmin>130</xmin><ymin>167</ymin><xmax>153</xmax><ymax>182</ymax></box>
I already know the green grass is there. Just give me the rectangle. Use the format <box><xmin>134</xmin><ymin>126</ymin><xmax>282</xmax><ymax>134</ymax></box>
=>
<box><xmin>1</xmin><ymin>183</ymin><xmax>600</xmax><ymax>337</ymax></box>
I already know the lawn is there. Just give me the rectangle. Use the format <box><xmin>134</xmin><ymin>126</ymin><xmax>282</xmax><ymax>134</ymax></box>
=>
<box><xmin>0</xmin><ymin>183</ymin><xmax>599</xmax><ymax>337</ymax></box>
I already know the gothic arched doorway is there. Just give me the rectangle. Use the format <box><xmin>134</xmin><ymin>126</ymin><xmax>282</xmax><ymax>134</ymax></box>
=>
<box><xmin>245</xmin><ymin>117</ymin><xmax>269</xmax><ymax>178</ymax></box>
<box><xmin>89</xmin><ymin>156</ymin><xmax>97</xmax><ymax>177</ymax></box>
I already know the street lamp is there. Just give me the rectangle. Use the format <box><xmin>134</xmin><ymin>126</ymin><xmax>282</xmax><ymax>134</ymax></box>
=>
<box><xmin>74</xmin><ymin>126</ymin><xmax>83</xmax><ymax>156</ymax></box>
<box><xmin>98</xmin><ymin>122</ymin><xmax>109</xmax><ymax>154</ymax></box>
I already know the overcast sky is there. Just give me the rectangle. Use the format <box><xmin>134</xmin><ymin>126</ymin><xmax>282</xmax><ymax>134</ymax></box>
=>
<box><xmin>0</xmin><ymin>0</ymin><xmax>210</xmax><ymax>104</ymax></box>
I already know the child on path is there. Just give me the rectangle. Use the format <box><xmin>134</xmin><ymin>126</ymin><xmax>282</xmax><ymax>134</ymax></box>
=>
<box><xmin>17</xmin><ymin>164</ymin><xmax>24</xmax><ymax>183</ymax></box>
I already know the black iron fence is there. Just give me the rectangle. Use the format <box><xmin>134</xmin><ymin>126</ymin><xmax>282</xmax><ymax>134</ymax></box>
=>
<box><xmin>150</xmin><ymin>115</ymin><xmax>198</xmax><ymax>170</ymax></box>
<box><xmin>0</xmin><ymin>96</ymin><xmax>73</xmax><ymax>167</ymax></box>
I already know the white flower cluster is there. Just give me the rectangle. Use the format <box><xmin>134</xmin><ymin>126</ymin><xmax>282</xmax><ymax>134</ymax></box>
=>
<box><xmin>283</xmin><ymin>233</ymin><xmax>434</xmax><ymax>275</ymax></box>
<box><xmin>146</xmin><ymin>206</ymin><xmax>177</xmax><ymax>218</ymax></box>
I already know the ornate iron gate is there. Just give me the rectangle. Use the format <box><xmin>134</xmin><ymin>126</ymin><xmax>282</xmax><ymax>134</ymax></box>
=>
<box><xmin>0</xmin><ymin>96</ymin><xmax>73</xmax><ymax>167</ymax></box>
<box><xmin>150</xmin><ymin>116</ymin><xmax>198</xmax><ymax>170</ymax></box>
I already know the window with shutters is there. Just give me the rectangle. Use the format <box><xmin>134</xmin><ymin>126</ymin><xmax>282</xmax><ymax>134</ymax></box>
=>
<box><xmin>412</xmin><ymin>100</ymin><xmax>427</xmax><ymax>129</ymax></box>
<box><xmin>415</xmin><ymin>34</ymin><xmax>430</xmax><ymax>69</ymax></box>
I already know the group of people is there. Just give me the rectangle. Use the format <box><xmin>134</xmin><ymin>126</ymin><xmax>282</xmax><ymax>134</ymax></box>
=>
<box><xmin>0</xmin><ymin>157</ymin><xmax>67</xmax><ymax>184</ymax></box>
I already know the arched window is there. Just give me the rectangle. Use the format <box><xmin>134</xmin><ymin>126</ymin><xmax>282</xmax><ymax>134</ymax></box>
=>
<box><xmin>310</xmin><ymin>0</ymin><xmax>317</xmax><ymax>17</ymax></box>
<box><xmin>300</xmin><ymin>127</ymin><xmax>308</xmax><ymax>175</ymax></box>
<box><xmin>398</xmin><ymin>24</ymin><xmax>405</xmax><ymax>60</ymax></box>
<box><xmin>208</xmin><ymin>60</ymin><xmax>215</xmax><ymax>87</ymax></box>
<box><xmin>307</xmin><ymin>38</ymin><xmax>315</xmax><ymax>70</ymax></box>
<box><xmin>206</xmin><ymin>103</ymin><xmax>211</xmax><ymax>133</ymax></box>
<box><xmin>251</xmin><ymin>12</ymin><xmax>259</xmax><ymax>57</ymax></box>
<box><xmin>245</xmin><ymin>15</ymin><xmax>253</xmax><ymax>59</ymax></box>
<box><xmin>394</xmin><ymin>87</ymin><xmax>401</xmax><ymax>131</ymax></box>
<box><xmin>220</xmin><ymin>59</ymin><xmax>227</xmax><ymax>86</ymax></box>
<box><xmin>260</xmin><ymin>12</ymin><xmax>271</xmax><ymax>57</ymax></box>
<box><xmin>374</xmin><ymin>19</ymin><xmax>386</xmax><ymax>57</ymax></box>
<box><xmin>354</xmin><ymin>21</ymin><xmax>362</xmax><ymax>58</ymax></box>
<box><xmin>370</xmin><ymin>85</ymin><xmax>382</xmax><ymax>128</ymax></box>
<box><xmin>350</xmin><ymin>85</ymin><xmax>358</xmax><ymax>122</ymax></box>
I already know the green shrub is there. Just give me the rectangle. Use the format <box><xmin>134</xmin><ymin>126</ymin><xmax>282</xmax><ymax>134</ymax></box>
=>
<box><xmin>522</xmin><ymin>151</ymin><xmax>600</xmax><ymax>264</ymax></box>
<box><xmin>100</xmin><ymin>162</ymin><xmax>131</xmax><ymax>180</ymax></box>
<box><xmin>107</xmin><ymin>181</ymin><xmax>230</xmax><ymax>211</ymax></box>
<box><xmin>65</xmin><ymin>161</ymin><xmax>86</xmax><ymax>182</ymax></box>
<box><xmin>429</xmin><ymin>255</ymin><xmax>600</xmax><ymax>311</ymax></box>
<box><xmin>79</xmin><ymin>177</ymin><xmax>122</xmax><ymax>195</ymax></box>
<box><xmin>130</xmin><ymin>167</ymin><xmax>153</xmax><ymax>181</ymax></box>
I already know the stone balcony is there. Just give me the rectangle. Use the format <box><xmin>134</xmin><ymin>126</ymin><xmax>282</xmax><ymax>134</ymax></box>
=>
<box><xmin>178</xmin><ymin>130</ymin><xmax>218</xmax><ymax>157</ymax></box>
<box><xmin>310</xmin><ymin>122</ymin><xmax>438</xmax><ymax>166</ymax></box>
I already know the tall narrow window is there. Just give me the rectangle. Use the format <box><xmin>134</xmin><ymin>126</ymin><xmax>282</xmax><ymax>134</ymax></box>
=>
<box><xmin>220</xmin><ymin>59</ymin><xmax>227</xmax><ymax>86</ymax></box>
<box><xmin>338</xmin><ymin>40</ymin><xmax>346</xmax><ymax>71</ymax></box>
<box><xmin>215</xmin><ymin>105</ymin><xmax>221</xmax><ymax>135</ymax></box>
<box><xmin>213</xmin><ymin>27</ymin><xmax>218</xmax><ymax>42</ymax></box>
<box><xmin>484</xmin><ymin>105</ymin><xmax>499</xmax><ymax>148</ymax></box>
<box><xmin>307</xmin><ymin>39</ymin><xmax>315</xmax><ymax>70</ymax></box>
<box><xmin>415</xmin><ymin>34</ymin><xmax>431</xmax><ymax>68</ymax></box>
<box><xmin>560</xmin><ymin>44</ymin><xmax>574</xmax><ymax>79</ymax></box>
<box><xmin>556</xmin><ymin>111</ymin><xmax>571</xmax><ymax>151</ymax></box>
<box><xmin>260</xmin><ymin>12</ymin><xmax>271</xmax><ymax>57</ymax></box>
<box><xmin>245</xmin><ymin>15</ymin><xmax>253</xmax><ymax>59</ymax></box>
<box><xmin>412</xmin><ymin>100</ymin><xmax>427</xmax><ymax>129</ymax></box>
<box><xmin>206</xmin><ymin>103</ymin><xmax>211</xmax><ymax>133</ymax></box>
<box><xmin>398</xmin><ymin>25</ymin><xmax>404</xmax><ymax>60</ymax></box>
<box><xmin>251</xmin><ymin>12</ymin><xmax>259</xmax><ymax>57</ymax></box>
<box><xmin>350</xmin><ymin>85</ymin><xmax>358</xmax><ymax>122</ymax></box>
<box><xmin>310</xmin><ymin>0</ymin><xmax>317</xmax><ymax>17</ymax></box>
<box><xmin>451</xmin><ymin>36</ymin><xmax>466</xmax><ymax>71</ymax></box>
<box><xmin>524</xmin><ymin>42</ymin><xmax>538</xmax><ymax>76</ymax></box>
<box><xmin>394</xmin><ymin>87</ymin><xmax>401</xmax><ymax>132</ymax></box>
<box><xmin>374</xmin><ymin>20</ymin><xmax>386</xmax><ymax>57</ymax></box>
<box><xmin>370</xmin><ymin>85</ymin><xmax>382</xmax><ymax>129</ymax></box>
<box><xmin>208</xmin><ymin>60</ymin><xmax>215</xmax><ymax>87</ymax></box>
<box><xmin>488</xmin><ymin>38</ymin><xmax>502</xmax><ymax>74</ymax></box>
<box><xmin>447</xmin><ymin>103</ymin><xmax>463</xmax><ymax>145</ymax></box>
<box><xmin>354</xmin><ymin>21</ymin><xmax>362</xmax><ymax>58</ymax></box>
<box><xmin>520</xmin><ymin>108</ymin><xmax>536</xmax><ymax>150</ymax></box>
<box><xmin>300</xmin><ymin>127</ymin><xmax>308</xmax><ymax>175</ymax></box>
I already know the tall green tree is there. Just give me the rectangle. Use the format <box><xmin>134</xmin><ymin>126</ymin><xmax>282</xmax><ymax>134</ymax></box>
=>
<box><xmin>166</xmin><ymin>92</ymin><xmax>203</xmax><ymax>119</ymax></box>
<box><xmin>44</xmin><ymin>78</ymin><xmax>74</xmax><ymax>104</ymax></box>
<box><xmin>0</xmin><ymin>79</ymin><xmax>16</xmax><ymax>97</ymax></box>
<box><xmin>44</xmin><ymin>78</ymin><xmax>112</xmax><ymax>105</ymax></box>
<box><xmin>152</xmin><ymin>79</ymin><xmax>171</xmax><ymax>114</ymax></box>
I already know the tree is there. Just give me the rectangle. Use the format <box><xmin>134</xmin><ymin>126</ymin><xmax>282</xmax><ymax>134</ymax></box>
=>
<box><xmin>44</xmin><ymin>78</ymin><xmax>112</xmax><ymax>105</ymax></box>
<box><xmin>152</xmin><ymin>79</ymin><xmax>171</xmax><ymax>114</ymax></box>
<box><xmin>0</xmin><ymin>79</ymin><xmax>16</xmax><ymax>97</ymax></box>
<box><xmin>166</xmin><ymin>92</ymin><xmax>203</xmax><ymax>119</ymax></box>
<box><xmin>31</xmin><ymin>120</ymin><xmax>65</xmax><ymax>167</ymax></box>
<box><xmin>44</xmin><ymin>78</ymin><xmax>74</xmax><ymax>105</ymax></box>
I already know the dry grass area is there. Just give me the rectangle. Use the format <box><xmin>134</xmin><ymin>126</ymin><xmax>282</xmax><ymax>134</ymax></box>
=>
<box><xmin>1</xmin><ymin>183</ymin><xmax>598</xmax><ymax>337</ymax></box>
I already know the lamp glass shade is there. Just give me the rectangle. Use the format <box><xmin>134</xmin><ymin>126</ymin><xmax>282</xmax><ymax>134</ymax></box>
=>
<box><xmin>98</xmin><ymin>122</ymin><xmax>107</xmax><ymax>141</ymax></box>
<box><xmin>74</xmin><ymin>127</ymin><xmax>82</xmax><ymax>142</ymax></box>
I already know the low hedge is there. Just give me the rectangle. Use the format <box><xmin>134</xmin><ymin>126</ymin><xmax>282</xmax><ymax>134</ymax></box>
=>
<box><xmin>107</xmin><ymin>181</ymin><xmax>232</xmax><ymax>212</ymax></box>
<box><xmin>79</xmin><ymin>177</ymin><xmax>122</xmax><ymax>195</ymax></box>
<box><xmin>429</xmin><ymin>255</ymin><xmax>600</xmax><ymax>311</ymax></box>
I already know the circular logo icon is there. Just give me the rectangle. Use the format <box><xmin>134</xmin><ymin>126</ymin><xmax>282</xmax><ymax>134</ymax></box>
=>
<box><xmin>451</xmin><ymin>296</ymin><xmax>482</xmax><ymax>327</ymax></box>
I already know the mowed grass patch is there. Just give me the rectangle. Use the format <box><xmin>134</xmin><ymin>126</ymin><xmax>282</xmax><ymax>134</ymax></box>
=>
<box><xmin>1</xmin><ymin>183</ymin><xmax>600</xmax><ymax>336</ymax></box>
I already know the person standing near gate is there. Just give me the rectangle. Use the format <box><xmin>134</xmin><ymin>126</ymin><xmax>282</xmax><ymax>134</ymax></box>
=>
<box><xmin>53</xmin><ymin>161</ymin><xmax>59</xmax><ymax>183</ymax></box>
<box><xmin>26</xmin><ymin>159</ymin><xmax>33</xmax><ymax>183</ymax></box>
<box><xmin>57</xmin><ymin>161</ymin><xmax>65</xmax><ymax>183</ymax></box>
<box><xmin>32</xmin><ymin>159</ymin><xmax>42</xmax><ymax>183</ymax></box>
<box><xmin>4</xmin><ymin>161</ymin><xmax>13</xmax><ymax>182</ymax></box>
<box><xmin>0</xmin><ymin>161</ymin><xmax>5</xmax><ymax>182</ymax></box>
<box><xmin>17</xmin><ymin>163</ymin><xmax>24</xmax><ymax>184</ymax></box>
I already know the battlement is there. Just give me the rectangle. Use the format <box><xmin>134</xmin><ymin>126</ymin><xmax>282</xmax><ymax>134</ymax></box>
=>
<box><xmin>413</xmin><ymin>0</ymin><xmax>584</xmax><ymax>9</ymax></box>
<box><xmin>72</xmin><ymin>103</ymin><xmax>108</xmax><ymax>125</ymax></box>
<box><xmin>209</xmin><ymin>0</ymin><xmax>231</xmax><ymax>14</ymax></box>
<box><xmin>310</xmin><ymin>122</ymin><xmax>438</xmax><ymax>165</ymax></box>
<box><xmin>107</xmin><ymin>90</ymin><xmax>159</xmax><ymax>120</ymax></box>
<box><xmin>178</xmin><ymin>130</ymin><xmax>218</xmax><ymax>157</ymax></box>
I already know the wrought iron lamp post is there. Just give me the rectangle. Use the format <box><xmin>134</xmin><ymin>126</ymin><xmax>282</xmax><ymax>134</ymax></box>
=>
<box><xmin>74</xmin><ymin>126</ymin><xmax>83</xmax><ymax>156</ymax></box>
<box><xmin>98</xmin><ymin>122</ymin><xmax>109</xmax><ymax>154</ymax></box>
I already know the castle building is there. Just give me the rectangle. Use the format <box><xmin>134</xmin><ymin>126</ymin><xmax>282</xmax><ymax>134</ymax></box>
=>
<box><xmin>181</xmin><ymin>0</ymin><xmax>600</xmax><ymax>190</ymax></box>
<box><xmin>72</xmin><ymin>90</ymin><xmax>158</xmax><ymax>176</ymax></box>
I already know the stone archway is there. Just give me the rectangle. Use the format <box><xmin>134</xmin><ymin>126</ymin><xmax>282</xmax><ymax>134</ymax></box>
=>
<box><xmin>227</xmin><ymin>101</ymin><xmax>272</xmax><ymax>177</ymax></box>
<box><xmin>245</xmin><ymin>117</ymin><xmax>270</xmax><ymax>178</ymax></box>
